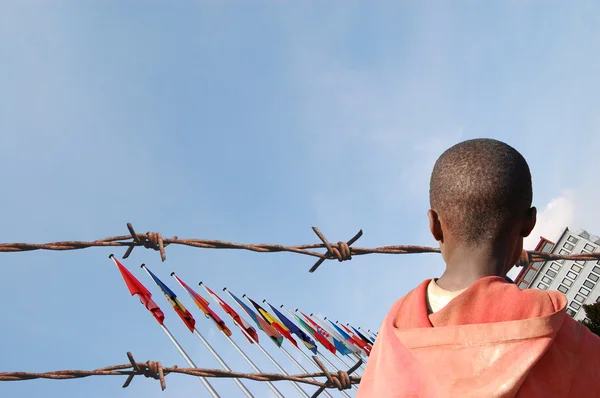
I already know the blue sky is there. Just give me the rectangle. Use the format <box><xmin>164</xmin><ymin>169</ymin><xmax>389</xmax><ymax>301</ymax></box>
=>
<box><xmin>1</xmin><ymin>2</ymin><xmax>599</xmax><ymax>397</ymax></box>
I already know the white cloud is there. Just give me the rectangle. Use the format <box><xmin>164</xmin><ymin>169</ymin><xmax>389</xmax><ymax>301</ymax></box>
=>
<box><xmin>525</xmin><ymin>191</ymin><xmax>575</xmax><ymax>249</ymax></box>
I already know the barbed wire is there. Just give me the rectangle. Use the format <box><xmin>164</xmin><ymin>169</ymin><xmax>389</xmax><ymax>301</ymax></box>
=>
<box><xmin>1</xmin><ymin>223</ymin><xmax>599</xmax><ymax>272</ymax></box>
<box><xmin>0</xmin><ymin>352</ymin><xmax>361</xmax><ymax>397</ymax></box>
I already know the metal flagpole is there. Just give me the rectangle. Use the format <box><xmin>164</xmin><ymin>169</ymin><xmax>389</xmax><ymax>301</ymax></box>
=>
<box><xmin>171</xmin><ymin>276</ymin><xmax>283</xmax><ymax>398</ymax></box>
<box><xmin>140</xmin><ymin>266</ymin><xmax>254</xmax><ymax>398</ymax></box>
<box><xmin>261</xmin><ymin>300</ymin><xmax>338</xmax><ymax>398</ymax></box>
<box><xmin>192</xmin><ymin>328</ymin><xmax>255</xmax><ymax>398</ymax></box>
<box><xmin>159</xmin><ymin>323</ymin><xmax>221</xmax><ymax>398</ymax></box>
<box><xmin>108</xmin><ymin>255</ymin><xmax>220</xmax><ymax>397</ymax></box>
<box><xmin>280</xmin><ymin>306</ymin><xmax>353</xmax><ymax>398</ymax></box>
<box><xmin>336</xmin><ymin>321</ymin><xmax>370</xmax><ymax>365</ymax></box>
<box><xmin>219</xmin><ymin>288</ymin><xmax>311</xmax><ymax>398</ymax></box>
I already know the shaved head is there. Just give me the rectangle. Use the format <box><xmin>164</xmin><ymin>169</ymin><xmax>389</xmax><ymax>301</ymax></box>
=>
<box><xmin>429</xmin><ymin>139</ymin><xmax>533</xmax><ymax>245</ymax></box>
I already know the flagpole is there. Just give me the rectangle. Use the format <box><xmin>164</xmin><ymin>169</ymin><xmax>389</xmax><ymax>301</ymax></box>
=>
<box><xmin>336</xmin><ymin>321</ymin><xmax>371</xmax><ymax>365</ymax></box>
<box><xmin>220</xmin><ymin>288</ymin><xmax>312</xmax><ymax>398</ymax></box>
<box><xmin>159</xmin><ymin>323</ymin><xmax>221</xmax><ymax>398</ymax></box>
<box><xmin>192</xmin><ymin>328</ymin><xmax>255</xmax><ymax>398</ymax></box>
<box><xmin>140</xmin><ymin>266</ymin><xmax>254</xmax><ymax>398</ymax></box>
<box><xmin>280</xmin><ymin>306</ymin><xmax>353</xmax><ymax>398</ymax></box>
<box><xmin>108</xmin><ymin>255</ymin><xmax>220</xmax><ymax>397</ymax></box>
<box><xmin>261</xmin><ymin>300</ymin><xmax>338</xmax><ymax>398</ymax></box>
<box><xmin>169</xmin><ymin>276</ymin><xmax>284</xmax><ymax>398</ymax></box>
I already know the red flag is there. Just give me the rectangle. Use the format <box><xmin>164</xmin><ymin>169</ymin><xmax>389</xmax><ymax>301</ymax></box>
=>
<box><xmin>110</xmin><ymin>255</ymin><xmax>165</xmax><ymax>325</ymax></box>
<box><xmin>201</xmin><ymin>284</ymin><xmax>259</xmax><ymax>344</ymax></box>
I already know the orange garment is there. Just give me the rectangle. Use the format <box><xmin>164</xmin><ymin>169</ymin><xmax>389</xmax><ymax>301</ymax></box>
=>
<box><xmin>357</xmin><ymin>276</ymin><xmax>600</xmax><ymax>397</ymax></box>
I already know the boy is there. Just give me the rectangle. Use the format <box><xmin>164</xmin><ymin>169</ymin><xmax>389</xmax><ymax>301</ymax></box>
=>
<box><xmin>357</xmin><ymin>139</ymin><xmax>600</xmax><ymax>397</ymax></box>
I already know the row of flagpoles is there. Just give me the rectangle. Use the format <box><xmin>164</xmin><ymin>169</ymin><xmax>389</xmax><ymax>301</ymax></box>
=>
<box><xmin>108</xmin><ymin>255</ymin><xmax>376</xmax><ymax>397</ymax></box>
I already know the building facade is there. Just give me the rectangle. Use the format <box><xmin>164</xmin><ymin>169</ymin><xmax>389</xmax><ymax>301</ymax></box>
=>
<box><xmin>514</xmin><ymin>228</ymin><xmax>600</xmax><ymax>321</ymax></box>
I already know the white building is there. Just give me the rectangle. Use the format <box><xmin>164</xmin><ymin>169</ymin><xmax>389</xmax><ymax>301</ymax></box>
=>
<box><xmin>514</xmin><ymin>228</ymin><xmax>600</xmax><ymax>321</ymax></box>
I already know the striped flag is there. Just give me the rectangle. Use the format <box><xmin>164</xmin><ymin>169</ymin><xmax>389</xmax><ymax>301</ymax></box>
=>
<box><xmin>329</xmin><ymin>320</ymin><xmax>366</xmax><ymax>355</ymax></box>
<box><xmin>172</xmin><ymin>274</ymin><xmax>232</xmax><ymax>337</ymax></box>
<box><xmin>142</xmin><ymin>265</ymin><xmax>195</xmax><ymax>332</ymax></box>
<box><xmin>228</xmin><ymin>290</ymin><xmax>283</xmax><ymax>347</ymax></box>
<box><xmin>201</xmin><ymin>284</ymin><xmax>259</xmax><ymax>344</ymax></box>
<box><xmin>294</xmin><ymin>313</ymin><xmax>336</xmax><ymax>354</ymax></box>
<box><xmin>268</xmin><ymin>303</ymin><xmax>318</xmax><ymax>354</ymax></box>
<box><xmin>246</xmin><ymin>296</ymin><xmax>298</xmax><ymax>348</ymax></box>
<box><xmin>300</xmin><ymin>312</ymin><xmax>352</xmax><ymax>356</ymax></box>
<box><xmin>339</xmin><ymin>322</ymin><xmax>371</xmax><ymax>356</ymax></box>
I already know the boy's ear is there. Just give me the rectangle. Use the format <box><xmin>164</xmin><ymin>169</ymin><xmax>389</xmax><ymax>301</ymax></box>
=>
<box><xmin>428</xmin><ymin>210</ymin><xmax>444</xmax><ymax>242</ymax></box>
<box><xmin>521</xmin><ymin>207</ymin><xmax>537</xmax><ymax>237</ymax></box>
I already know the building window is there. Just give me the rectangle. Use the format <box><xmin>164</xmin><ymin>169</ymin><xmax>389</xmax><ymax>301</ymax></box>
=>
<box><xmin>518</xmin><ymin>281</ymin><xmax>529</xmax><ymax>289</ymax></box>
<box><xmin>550</xmin><ymin>263</ymin><xmax>561</xmax><ymax>271</ymax></box>
<box><xmin>563</xmin><ymin>278</ymin><xmax>573</xmax><ymax>287</ymax></box>
<box><xmin>567</xmin><ymin>308</ymin><xmax>576</xmax><ymax>317</ymax></box>
<box><xmin>571</xmin><ymin>302</ymin><xmax>581</xmax><ymax>310</ymax></box>
<box><xmin>537</xmin><ymin>283</ymin><xmax>548</xmax><ymax>290</ymax></box>
<box><xmin>568</xmin><ymin>236</ymin><xmax>579</xmax><ymax>244</ymax></box>
<box><xmin>593</xmin><ymin>266</ymin><xmax>600</xmax><ymax>275</ymax></box>
<box><xmin>523</xmin><ymin>269</ymin><xmax>536</xmax><ymax>282</ymax></box>
<box><xmin>584</xmin><ymin>280</ymin><xmax>596</xmax><ymax>289</ymax></box>
<box><xmin>558</xmin><ymin>285</ymin><xmax>569</xmax><ymax>294</ymax></box>
<box><xmin>557</xmin><ymin>259</ymin><xmax>565</xmax><ymax>264</ymax></box>
<box><xmin>567</xmin><ymin>271</ymin><xmax>578</xmax><ymax>280</ymax></box>
<box><xmin>531</xmin><ymin>262</ymin><xmax>542</xmax><ymax>270</ymax></box>
<box><xmin>576</xmin><ymin>260</ymin><xmax>586</xmax><ymax>265</ymax></box>
<box><xmin>559</xmin><ymin>249</ymin><xmax>570</xmax><ymax>256</ymax></box>
<box><xmin>580</xmin><ymin>287</ymin><xmax>591</xmax><ymax>296</ymax></box>
<box><xmin>571</xmin><ymin>264</ymin><xmax>582</xmax><ymax>273</ymax></box>
<box><xmin>564</xmin><ymin>242</ymin><xmax>575</xmax><ymax>251</ymax></box>
<box><xmin>546</xmin><ymin>269</ymin><xmax>558</xmax><ymax>278</ymax></box>
<box><xmin>542</xmin><ymin>242</ymin><xmax>554</xmax><ymax>252</ymax></box>
<box><xmin>574</xmin><ymin>294</ymin><xmax>586</xmax><ymax>303</ymax></box>
<box><xmin>589</xmin><ymin>273</ymin><xmax>599</xmax><ymax>282</ymax></box>
<box><xmin>541</xmin><ymin>276</ymin><xmax>552</xmax><ymax>284</ymax></box>
<box><xmin>584</xmin><ymin>243</ymin><xmax>596</xmax><ymax>252</ymax></box>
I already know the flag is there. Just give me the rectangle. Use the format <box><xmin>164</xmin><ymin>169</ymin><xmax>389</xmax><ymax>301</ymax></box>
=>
<box><xmin>268</xmin><ymin>303</ymin><xmax>318</xmax><ymax>354</ymax></box>
<box><xmin>110</xmin><ymin>255</ymin><xmax>165</xmax><ymax>325</ymax></box>
<box><xmin>328</xmin><ymin>320</ymin><xmax>365</xmax><ymax>356</ymax></box>
<box><xmin>339</xmin><ymin>322</ymin><xmax>371</xmax><ymax>356</ymax></box>
<box><xmin>201</xmin><ymin>284</ymin><xmax>259</xmax><ymax>344</ymax></box>
<box><xmin>300</xmin><ymin>312</ymin><xmax>352</xmax><ymax>356</ymax></box>
<box><xmin>143</xmin><ymin>265</ymin><xmax>195</xmax><ymax>332</ymax></box>
<box><xmin>317</xmin><ymin>317</ymin><xmax>363</xmax><ymax>356</ymax></box>
<box><xmin>172</xmin><ymin>275</ymin><xmax>232</xmax><ymax>337</ymax></box>
<box><xmin>228</xmin><ymin>290</ymin><xmax>283</xmax><ymax>347</ymax></box>
<box><xmin>246</xmin><ymin>297</ymin><xmax>298</xmax><ymax>348</ymax></box>
<box><xmin>294</xmin><ymin>313</ymin><xmax>336</xmax><ymax>354</ymax></box>
<box><xmin>351</xmin><ymin>325</ymin><xmax>374</xmax><ymax>346</ymax></box>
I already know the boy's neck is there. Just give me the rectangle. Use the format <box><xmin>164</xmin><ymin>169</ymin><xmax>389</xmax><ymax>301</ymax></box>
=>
<box><xmin>436</xmin><ymin>243</ymin><xmax>514</xmax><ymax>292</ymax></box>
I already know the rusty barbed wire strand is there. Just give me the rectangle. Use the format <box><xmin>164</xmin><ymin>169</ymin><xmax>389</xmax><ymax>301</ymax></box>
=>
<box><xmin>0</xmin><ymin>223</ymin><xmax>599</xmax><ymax>271</ymax></box>
<box><xmin>0</xmin><ymin>352</ymin><xmax>361</xmax><ymax>395</ymax></box>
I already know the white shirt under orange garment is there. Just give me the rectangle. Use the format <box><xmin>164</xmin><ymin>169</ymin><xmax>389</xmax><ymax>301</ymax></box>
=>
<box><xmin>425</xmin><ymin>279</ymin><xmax>467</xmax><ymax>314</ymax></box>
<box><xmin>356</xmin><ymin>276</ymin><xmax>600</xmax><ymax>397</ymax></box>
